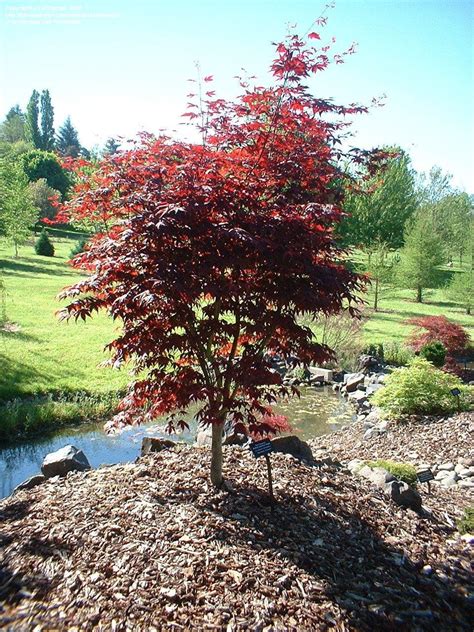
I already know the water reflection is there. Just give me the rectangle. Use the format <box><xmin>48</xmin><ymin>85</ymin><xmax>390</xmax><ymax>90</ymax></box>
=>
<box><xmin>0</xmin><ymin>387</ymin><xmax>353</xmax><ymax>499</ymax></box>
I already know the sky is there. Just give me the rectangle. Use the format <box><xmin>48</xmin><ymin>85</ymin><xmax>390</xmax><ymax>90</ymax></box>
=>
<box><xmin>0</xmin><ymin>0</ymin><xmax>472</xmax><ymax>191</ymax></box>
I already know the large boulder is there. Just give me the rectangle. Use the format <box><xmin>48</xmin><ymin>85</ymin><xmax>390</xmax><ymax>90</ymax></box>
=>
<box><xmin>308</xmin><ymin>367</ymin><xmax>333</xmax><ymax>383</ymax></box>
<box><xmin>41</xmin><ymin>445</ymin><xmax>91</xmax><ymax>478</ymax></box>
<box><xmin>141</xmin><ymin>437</ymin><xmax>177</xmax><ymax>456</ymax></box>
<box><xmin>344</xmin><ymin>373</ymin><xmax>365</xmax><ymax>393</ymax></box>
<box><xmin>357</xmin><ymin>465</ymin><xmax>396</xmax><ymax>487</ymax></box>
<box><xmin>13</xmin><ymin>474</ymin><xmax>46</xmax><ymax>494</ymax></box>
<box><xmin>271</xmin><ymin>436</ymin><xmax>313</xmax><ymax>462</ymax></box>
<box><xmin>384</xmin><ymin>481</ymin><xmax>423</xmax><ymax>512</ymax></box>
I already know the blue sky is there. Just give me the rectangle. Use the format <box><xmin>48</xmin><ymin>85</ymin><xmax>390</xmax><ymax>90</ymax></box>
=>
<box><xmin>1</xmin><ymin>0</ymin><xmax>472</xmax><ymax>191</ymax></box>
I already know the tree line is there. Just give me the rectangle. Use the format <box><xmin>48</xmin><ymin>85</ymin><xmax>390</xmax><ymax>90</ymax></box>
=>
<box><xmin>338</xmin><ymin>153</ymin><xmax>473</xmax><ymax>313</ymax></box>
<box><xmin>0</xmin><ymin>90</ymin><xmax>121</xmax><ymax>255</ymax></box>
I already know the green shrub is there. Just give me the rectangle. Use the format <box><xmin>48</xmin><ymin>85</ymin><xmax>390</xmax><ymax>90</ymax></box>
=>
<box><xmin>457</xmin><ymin>507</ymin><xmax>474</xmax><ymax>535</ymax></box>
<box><xmin>382</xmin><ymin>341</ymin><xmax>414</xmax><ymax>367</ymax></box>
<box><xmin>365</xmin><ymin>460</ymin><xmax>418</xmax><ymax>486</ymax></box>
<box><xmin>69</xmin><ymin>238</ymin><xmax>87</xmax><ymax>258</ymax></box>
<box><xmin>34</xmin><ymin>228</ymin><xmax>55</xmax><ymax>256</ymax></box>
<box><xmin>419</xmin><ymin>341</ymin><xmax>446</xmax><ymax>367</ymax></box>
<box><xmin>364</xmin><ymin>343</ymin><xmax>384</xmax><ymax>360</ymax></box>
<box><xmin>372</xmin><ymin>357</ymin><xmax>473</xmax><ymax>418</ymax></box>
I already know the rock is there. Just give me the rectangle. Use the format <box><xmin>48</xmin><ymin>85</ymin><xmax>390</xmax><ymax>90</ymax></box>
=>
<box><xmin>438</xmin><ymin>462</ymin><xmax>455</xmax><ymax>471</ymax></box>
<box><xmin>271</xmin><ymin>436</ymin><xmax>313</xmax><ymax>462</ymax></box>
<box><xmin>458</xmin><ymin>457</ymin><xmax>474</xmax><ymax>467</ymax></box>
<box><xmin>421</xmin><ymin>565</ymin><xmax>433</xmax><ymax>576</ymax></box>
<box><xmin>363</xmin><ymin>427</ymin><xmax>379</xmax><ymax>440</ymax></box>
<box><xmin>195</xmin><ymin>427</ymin><xmax>212</xmax><ymax>447</ymax></box>
<box><xmin>41</xmin><ymin>445</ymin><xmax>91</xmax><ymax>479</ymax></box>
<box><xmin>439</xmin><ymin>472</ymin><xmax>458</xmax><ymax>488</ymax></box>
<box><xmin>385</xmin><ymin>481</ymin><xmax>423</xmax><ymax>512</ymax></box>
<box><xmin>364</xmin><ymin>409</ymin><xmax>381</xmax><ymax>425</ymax></box>
<box><xmin>377</xmin><ymin>420</ymin><xmax>389</xmax><ymax>433</ymax></box>
<box><xmin>458</xmin><ymin>479</ymin><xmax>474</xmax><ymax>489</ymax></box>
<box><xmin>348</xmin><ymin>390</ymin><xmax>367</xmax><ymax>406</ymax></box>
<box><xmin>435</xmin><ymin>470</ymin><xmax>450</xmax><ymax>481</ymax></box>
<box><xmin>345</xmin><ymin>373</ymin><xmax>365</xmax><ymax>393</ymax></box>
<box><xmin>308</xmin><ymin>367</ymin><xmax>333</xmax><ymax>382</ymax></box>
<box><xmin>357</xmin><ymin>354</ymin><xmax>380</xmax><ymax>373</ymax></box>
<box><xmin>366</xmin><ymin>383</ymin><xmax>383</xmax><ymax>397</ymax></box>
<box><xmin>223</xmin><ymin>431</ymin><xmax>248</xmax><ymax>446</ymax></box>
<box><xmin>332</xmin><ymin>383</ymin><xmax>340</xmax><ymax>392</ymax></box>
<box><xmin>357</xmin><ymin>465</ymin><xmax>395</xmax><ymax>487</ymax></box>
<box><xmin>347</xmin><ymin>458</ymin><xmax>364</xmax><ymax>473</ymax></box>
<box><xmin>141</xmin><ymin>437</ymin><xmax>177</xmax><ymax>456</ymax></box>
<box><xmin>13</xmin><ymin>474</ymin><xmax>47</xmax><ymax>494</ymax></box>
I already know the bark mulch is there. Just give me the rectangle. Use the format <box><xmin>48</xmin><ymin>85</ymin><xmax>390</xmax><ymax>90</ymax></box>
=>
<box><xmin>0</xmin><ymin>444</ymin><xmax>473</xmax><ymax>631</ymax></box>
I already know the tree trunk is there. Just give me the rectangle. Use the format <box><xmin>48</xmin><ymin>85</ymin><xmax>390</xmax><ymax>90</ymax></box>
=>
<box><xmin>416</xmin><ymin>286</ymin><xmax>422</xmax><ymax>303</ymax></box>
<box><xmin>467</xmin><ymin>306</ymin><xmax>471</xmax><ymax>315</ymax></box>
<box><xmin>373</xmin><ymin>277</ymin><xmax>379</xmax><ymax>311</ymax></box>
<box><xmin>210</xmin><ymin>422</ymin><xmax>224</xmax><ymax>488</ymax></box>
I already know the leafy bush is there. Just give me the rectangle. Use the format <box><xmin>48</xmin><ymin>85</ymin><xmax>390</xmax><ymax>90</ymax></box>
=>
<box><xmin>28</xmin><ymin>178</ymin><xmax>60</xmax><ymax>221</ymax></box>
<box><xmin>69</xmin><ymin>238</ymin><xmax>87</xmax><ymax>258</ymax></box>
<box><xmin>419</xmin><ymin>341</ymin><xmax>446</xmax><ymax>368</ymax></box>
<box><xmin>34</xmin><ymin>228</ymin><xmax>55</xmax><ymax>256</ymax></box>
<box><xmin>457</xmin><ymin>507</ymin><xmax>474</xmax><ymax>535</ymax></box>
<box><xmin>364</xmin><ymin>343</ymin><xmax>384</xmax><ymax>360</ymax></box>
<box><xmin>407</xmin><ymin>315</ymin><xmax>470</xmax><ymax>356</ymax></box>
<box><xmin>365</xmin><ymin>460</ymin><xmax>418</xmax><ymax>486</ymax></box>
<box><xmin>382</xmin><ymin>341</ymin><xmax>414</xmax><ymax>367</ymax></box>
<box><xmin>372</xmin><ymin>357</ymin><xmax>473</xmax><ymax>418</ymax></box>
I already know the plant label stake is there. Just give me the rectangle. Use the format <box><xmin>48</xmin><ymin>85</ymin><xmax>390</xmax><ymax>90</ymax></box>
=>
<box><xmin>250</xmin><ymin>439</ymin><xmax>274</xmax><ymax>501</ymax></box>
<box><xmin>450</xmin><ymin>387</ymin><xmax>461</xmax><ymax>412</ymax></box>
<box><xmin>417</xmin><ymin>468</ymin><xmax>435</xmax><ymax>494</ymax></box>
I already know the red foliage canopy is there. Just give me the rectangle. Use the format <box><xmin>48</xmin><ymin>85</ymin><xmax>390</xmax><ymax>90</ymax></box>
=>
<box><xmin>406</xmin><ymin>316</ymin><xmax>470</xmax><ymax>356</ymax></box>
<box><xmin>58</xmin><ymin>28</ymin><xmax>378</xmax><ymax>440</ymax></box>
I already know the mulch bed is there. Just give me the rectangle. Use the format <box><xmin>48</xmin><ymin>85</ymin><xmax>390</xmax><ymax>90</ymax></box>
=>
<box><xmin>1</xmin><ymin>443</ymin><xmax>472</xmax><ymax>631</ymax></box>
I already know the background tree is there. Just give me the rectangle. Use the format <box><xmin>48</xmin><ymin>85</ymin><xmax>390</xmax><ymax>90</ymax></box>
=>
<box><xmin>59</xmin><ymin>29</ymin><xmax>376</xmax><ymax>488</ymax></box>
<box><xmin>103</xmin><ymin>137</ymin><xmax>120</xmax><ymax>156</ymax></box>
<box><xmin>25</xmin><ymin>90</ymin><xmax>42</xmax><ymax>149</ymax></box>
<box><xmin>40</xmin><ymin>90</ymin><xmax>55</xmax><ymax>151</ymax></box>
<box><xmin>21</xmin><ymin>149</ymin><xmax>71</xmax><ymax>197</ymax></box>
<box><xmin>430</xmin><ymin>192</ymin><xmax>472</xmax><ymax>264</ymax></box>
<box><xmin>366</xmin><ymin>243</ymin><xmax>399</xmax><ymax>311</ymax></box>
<box><xmin>0</xmin><ymin>159</ymin><xmax>37</xmax><ymax>256</ymax></box>
<box><xmin>0</xmin><ymin>106</ymin><xmax>26</xmax><ymax>143</ymax></box>
<box><xmin>339</xmin><ymin>150</ymin><xmax>418</xmax><ymax>253</ymax></box>
<box><xmin>396</xmin><ymin>211</ymin><xmax>446</xmax><ymax>302</ymax></box>
<box><xmin>446</xmin><ymin>271</ymin><xmax>473</xmax><ymax>315</ymax></box>
<box><xmin>28</xmin><ymin>178</ymin><xmax>60</xmax><ymax>222</ymax></box>
<box><xmin>56</xmin><ymin>117</ymin><xmax>81</xmax><ymax>157</ymax></box>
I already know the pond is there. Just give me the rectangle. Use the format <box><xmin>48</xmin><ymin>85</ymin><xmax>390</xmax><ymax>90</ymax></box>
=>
<box><xmin>0</xmin><ymin>386</ymin><xmax>354</xmax><ymax>499</ymax></box>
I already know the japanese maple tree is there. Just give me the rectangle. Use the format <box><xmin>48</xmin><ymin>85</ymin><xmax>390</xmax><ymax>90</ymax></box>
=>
<box><xmin>59</xmin><ymin>26</ymin><xmax>379</xmax><ymax>488</ymax></box>
<box><xmin>407</xmin><ymin>316</ymin><xmax>470</xmax><ymax>357</ymax></box>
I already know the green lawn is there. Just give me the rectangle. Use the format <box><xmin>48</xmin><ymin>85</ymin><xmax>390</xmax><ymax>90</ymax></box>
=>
<box><xmin>362</xmin><ymin>285</ymin><xmax>474</xmax><ymax>344</ymax></box>
<box><xmin>0</xmin><ymin>231</ymin><xmax>472</xmax><ymax>436</ymax></box>
<box><xmin>0</xmin><ymin>230</ymin><xmax>128</xmax><ymax>402</ymax></box>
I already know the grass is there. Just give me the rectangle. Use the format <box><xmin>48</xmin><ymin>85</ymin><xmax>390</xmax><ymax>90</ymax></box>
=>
<box><xmin>0</xmin><ymin>231</ymin><xmax>472</xmax><ymax>438</ymax></box>
<box><xmin>365</xmin><ymin>460</ymin><xmax>418</xmax><ymax>486</ymax></box>
<box><xmin>0</xmin><ymin>230</ymin><xmax>129</xmax><ymax>403</ymax></box>
<box><xmin>457</xmin><ymin>506</ymin><xmax>474</xmax><ymax>535</ymax></box>
<box><xmin>361</xmin><ymin>285</ymin><xmax>473</xmax><ymax>345</ymax></box>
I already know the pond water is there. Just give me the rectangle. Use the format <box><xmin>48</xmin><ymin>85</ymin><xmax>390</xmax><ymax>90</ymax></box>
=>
<box><xmin>0</xmin><ymin>386</ymin><xmax>354</xmax><ymax>499</ymax></box>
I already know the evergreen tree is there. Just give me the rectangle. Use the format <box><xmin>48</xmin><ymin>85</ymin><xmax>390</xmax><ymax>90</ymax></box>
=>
<box><xmin>396</xmin><ymin>212</ymin><xmax>446</xmax><ymax>303</ymax></box>
<box><xmin>56</xmin><ymin>116</ymin><xmax>81</xmax><ymax>157</ymax></box>
<box><xmin>35</xmin><ymin>228</ymin><xmax>55</xmax><ymax>257</ymax></box>
<box><xmin>0</xmin><ymin>106</ymin><xmax>26</xmax><ymax>143</ymax></box>
<box><xmin>25</xmin><ymin>90</ymin><xmax>42</xmax><ymax>148</ymax></box>
<box><xmin>103</xmin><ymin>137</ymin><xmax>120</xmax><ymax>156</ymax></box>
<box><xmin>40</xmin><ymin>90</ymin><xmax>55</xmax><ymax>151</ymax></box>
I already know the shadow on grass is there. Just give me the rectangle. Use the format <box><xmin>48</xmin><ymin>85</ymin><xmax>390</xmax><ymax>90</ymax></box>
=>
<box><xmin>0</xmin><ymin>258</ymin><xmax>74</xmax><ymax>278</ymax></box>
<box><xmin>203</xmin><ymin>484</ymin><xmax>471</xmax><ymax>631</ymax></box>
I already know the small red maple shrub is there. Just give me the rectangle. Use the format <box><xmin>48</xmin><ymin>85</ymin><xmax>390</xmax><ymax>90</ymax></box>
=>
<box><xmin>59</xmin><ymin>25</ymin><xmax>383</xmax><ymax>487</ymax></box>
<box><xmin>406</xmin><ymin>316</ymin><xmax>470</xmax><ymax>356</ymax></box>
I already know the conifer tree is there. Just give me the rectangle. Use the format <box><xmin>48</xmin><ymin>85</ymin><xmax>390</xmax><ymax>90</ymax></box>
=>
<box><xmin>56</xmin><ymin>117</ymin><xmax>81</xmax><ymax>157</ymax></box>
<box><xmin>40</xmin><ymin>90</ymin><xmax>55</xmax><ymax>151</ymax></box>
<box><xmin>25</xmin><ymin>90</ymin><xmax>42</xmax><ymax>148</ymax></box>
